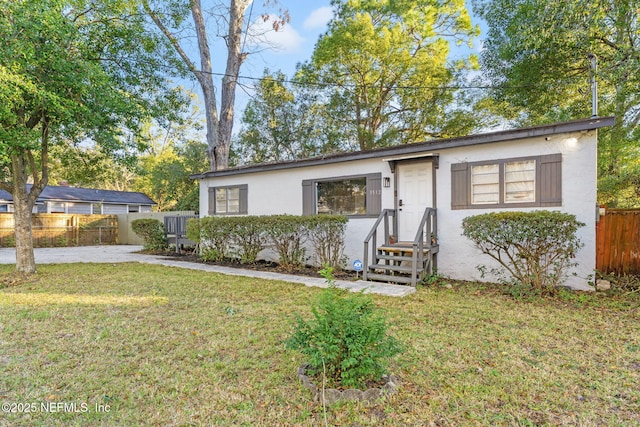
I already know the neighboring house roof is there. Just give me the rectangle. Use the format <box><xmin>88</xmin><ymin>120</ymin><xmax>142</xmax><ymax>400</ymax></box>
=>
<box><xmin>193</xmin><ymin>116</ymin><xmax>615</xmax><ymax>179</ymax></box>
<box><xmin>0</xmin><ymin>185</ymin><xmax>156</xmax><ymax>205</ymax></box>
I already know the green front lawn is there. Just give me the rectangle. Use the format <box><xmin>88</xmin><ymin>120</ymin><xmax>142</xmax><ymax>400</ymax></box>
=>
<box><xmin>0</xmin><ymin>263</ymin><xmax>638</xmax><ymax>426</ymax></box>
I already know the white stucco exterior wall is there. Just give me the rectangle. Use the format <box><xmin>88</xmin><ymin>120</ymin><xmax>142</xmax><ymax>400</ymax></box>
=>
<box><xmin>198</xmin><ymin>128</ymin><xmax>598</xmax><ymax>290</ymax></box>
<box><xmin>199</xmin><ymin>157</ymin><xmax>397</xmax><ymax>267</ymax></box>
<box><xmin>435</xmin><ymin>131</ymin><xmax>597</xmax><ymax>290</ymax></box>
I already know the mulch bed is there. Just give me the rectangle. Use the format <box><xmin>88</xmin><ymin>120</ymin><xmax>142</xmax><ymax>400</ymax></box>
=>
<box><xmin>154</xmin><ymin>251</ymin><xmax>360</xmax><ymax>281</ymax></box>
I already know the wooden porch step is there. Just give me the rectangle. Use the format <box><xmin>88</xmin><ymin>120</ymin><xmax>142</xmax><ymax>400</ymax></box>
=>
<box><xmin>365</xmin><ymin>273</ymin><xmax>415</xmax><ymax>285</ymax></box>
<box><xmin>377</xmin><ymin>244</ymin><xmax>439</xmax><ymax>255</ymax></box>
<box><xmin>375</xmin><ymin>253</ymin><xmax>415</xmax><ymax>262</ymax></box>
<box><xmin>378</xmin><ymin>242</ymin><xmax>432</xmax><ymax>253</ymax></box>
<box><xmin>368</xmin><ymin>263</ymin><xmax>415</xmax><ymax>273</ymax></box>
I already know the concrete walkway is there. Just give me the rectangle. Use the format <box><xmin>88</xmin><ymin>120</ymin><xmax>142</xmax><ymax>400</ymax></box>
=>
<box><xmin>0</xmin><ymin>245</ymin><xmax>415</xmax><ymax>297</ymax></box>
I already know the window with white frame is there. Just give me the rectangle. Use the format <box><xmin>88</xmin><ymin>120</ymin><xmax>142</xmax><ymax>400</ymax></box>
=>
<box><xmin>471</xmin><ymin>164</ymin><xmax>499</xmax><ymax>204</ymax></box>
<box><xmin>451</xmin><ymin>154</ymin><xmax>561</xmax><ymax>210</ymax></box>
<box><xmin>208</xmin><ymin>184</ymin><xmax>248</xmax><ymax>215</ymax></box>
<box><xmin>504</xmin><ymin>159</ymin><xmax>536</xmax><ymax>203</ymax></box>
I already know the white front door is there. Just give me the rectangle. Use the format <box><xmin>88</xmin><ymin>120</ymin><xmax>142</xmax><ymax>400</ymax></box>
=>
<box><xmin>397</xmin><ymin>162</ymin><xmax>433</xmax><ymax>241</ymax></box>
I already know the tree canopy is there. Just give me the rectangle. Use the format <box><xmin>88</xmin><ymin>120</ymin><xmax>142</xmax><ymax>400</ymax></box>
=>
<box><xmin>475</xmin><ymin>0</ymin><xmax>640</xmax><ymax>206</ymax></box>
<box><xmin>0</xmin><ymin>0</ymin><xmax>183</xmax><ymax>272</ymax></box>
<box><xmin>143</xmin><ymin>0</ymin><xmax>289</xmax><ymax>170</ymax></box>
<box><xmin>297</xmin><ymin>0</ymin><xmax>480</xmax><ymax>150</ymax></box>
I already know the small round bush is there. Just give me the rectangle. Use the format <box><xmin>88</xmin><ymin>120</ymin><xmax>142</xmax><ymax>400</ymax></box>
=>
<box><xmin>462</xmin><ymin>210</ymin><xmax>585</xmax><ymax>291</ymax></box>
<box><xmin>286</xmin><ymin>267</ymin><xmax>404</xmax><ymax>388</ymax></box>
<box><xmin>131</xmin><ymin>218</ymin><xmax>167</xmax><ymax>251</ymax></box>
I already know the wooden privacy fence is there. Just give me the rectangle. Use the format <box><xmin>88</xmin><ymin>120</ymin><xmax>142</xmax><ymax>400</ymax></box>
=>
<box><xmin>596</xmin><ymin>208</ymin><xmax>640</xmax><ymax>275</ymax></box>
<box><xmin>0</xmin><ymin>214</ymin><xmax>118</xmax><ymax>247</ymax></box>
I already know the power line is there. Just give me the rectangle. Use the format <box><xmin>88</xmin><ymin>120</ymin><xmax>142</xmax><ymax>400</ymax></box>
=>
<box><xmin>196</xmin><ymin>68</ymin><xmax>586</xmax><ymax>92</ymax></box>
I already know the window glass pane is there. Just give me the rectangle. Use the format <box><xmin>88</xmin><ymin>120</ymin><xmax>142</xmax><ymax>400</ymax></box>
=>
<box><xmin>317</xmin><ymin>178</ymin><xmax>367</xmax><ymax>215</ymax></box>
<box><xmin>227</xmin><ymin>187</ymin><xmax>240</xmax><ymax>213</ymax></box>
<box><xmin>505</xmin><ymin>160</ymin><xmax>535</xmax><ymax>203</ymax></box>
<box><xmin>49</xmin><ymin>202</ymin><xmax>66</xmax><ymax>213</ymax></box>
<box><xmin>471</xmin><ymin>164</ymin><xmax>499</xmax><ymax>204</ymax></box>
<box><xmin>215</xmin><ymin>188</ymin><xmax>227</xmax><ymax>213</ymax></box>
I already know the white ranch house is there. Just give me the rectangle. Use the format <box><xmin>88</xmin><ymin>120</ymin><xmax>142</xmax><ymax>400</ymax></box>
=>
<box><xmin>195</xmin><ymin>117</ymin><xmax>614</xmax><ymax>290</ymax></box>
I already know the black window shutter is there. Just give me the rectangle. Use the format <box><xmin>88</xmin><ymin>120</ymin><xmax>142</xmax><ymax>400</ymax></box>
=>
<box><xmin>366</xmin><ymin>173</ymin><xmax>382</xmax><ymax>216</ymax></box>
<box><xmin>239</xmin><ymin>184</ymin><xmax>248</xmax><ymax>214</ymax></box>
<box><xmin>208</xmin><ymin>187</ymin><xmax>216</xmax><ymax>215</ymax></box>
<box><xmin>539</xmin><ymin>154</ymin><xmax>562</xmax><ymax>206</ymax></box>
<box><xmin>302</xmin><ymin>180</ymin><xmax>314</xmax><ymax>215</ymax></box>
<box><xmin>451</xmin><ymin>163</ymin><xmax>469</xmax><ymax>210</ymax></box>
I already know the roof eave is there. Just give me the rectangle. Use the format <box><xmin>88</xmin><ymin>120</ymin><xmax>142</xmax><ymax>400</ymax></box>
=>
<box><xmin>193</xmin><ymin>116</ymin><xmax>615</xmax><ymax>179</ymax></box>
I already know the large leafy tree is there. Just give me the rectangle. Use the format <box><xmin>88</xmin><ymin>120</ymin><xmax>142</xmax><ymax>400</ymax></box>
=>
<box><xmin>234</xmin><ymin>69</ymin><xmax>351</xmax><ymax>164</ymax></box>
<box><xmin>136</xmin><ymin>138</ymin><xmax>208</xmax><ymax>212</ymax></box>
<box><xmin>475</xmin><ymin>0</ymin><xmax>640</xmax><ymax>207</ymax></box>
<box><xmin>298</xmin><ymin>0</ymin><xmax>480</xmax><ymax>150</ymax></box>
<box><xmin>0</xmin><ymin>0</ymin><xmax>182</xmax><ymax>273</ymax></box>
<box><xmin>143</xmin><ymin>0</ymin><xmax>288</xmax><ymax>171</ymax></box>
<box><xmin>48</xmin><ymin>146</ymin><xmax>138</xmax><ymax>191</ymax></box>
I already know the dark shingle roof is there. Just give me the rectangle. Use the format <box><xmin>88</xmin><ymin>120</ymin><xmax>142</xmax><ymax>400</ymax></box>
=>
<box><xmin>192</xmin><ymin>116</ymin><xmax>615</xmax><ymax>179</ymax></box>
<box><xmin>0</xmin><ymin>185</ymin><xmax>156</xmax><ymax>205</ymax></box>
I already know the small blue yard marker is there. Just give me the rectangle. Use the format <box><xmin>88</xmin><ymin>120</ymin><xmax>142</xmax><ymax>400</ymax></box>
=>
<box><xmin>353</xmin><ymin>259</ymin><xmax>363</xmax><ymax>279</ymax></box>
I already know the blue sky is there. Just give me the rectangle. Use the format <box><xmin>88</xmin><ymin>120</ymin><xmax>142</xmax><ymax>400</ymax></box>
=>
<box><xmin>242</xmin><ymin>2</ymin><xmax>335</xmax><ymax>76</ymax></box>
<box><xmin>179</xmin><ymin>1</ymin><xmax>485</xmax><ymax>131</ymax></box>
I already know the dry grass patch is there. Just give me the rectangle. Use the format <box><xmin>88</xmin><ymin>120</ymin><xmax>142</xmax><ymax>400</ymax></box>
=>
<box><xmin>0</xmin><ymin>263</ymin><xmax>638</xmax><ymax>426</ymax></box>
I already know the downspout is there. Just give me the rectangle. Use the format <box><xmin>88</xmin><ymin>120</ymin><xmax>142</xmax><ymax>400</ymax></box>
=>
<box><xmin>588</xmin><ymin>53</ymin><xmax>598</xmax><ymax>117</ymax></box>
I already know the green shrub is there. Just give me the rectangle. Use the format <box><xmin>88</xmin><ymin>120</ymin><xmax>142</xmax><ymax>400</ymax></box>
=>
<box><xmin>185</xmin><ymin>218</ymin><xmax>201</xmax><ymax>244</ymax></box>
<box><xmin>227</xmin><ymin>217</ymin><xmax>268</xmax><ymax>264</ymax></box>
<box><xmin>462</xmin><ymin>211</ymin><xmax>585</xmax><ymax>291</ymax></box>
<box><xmin>131</xmin><ymin>219</ymin><xmax>167</xmax><ymax>251</ymax></box>
<box><xmin>3</xmin><ymin>235</ymin><xmax>16</xmax><ymax>248</ymax></box>
<box><xmin>264</xmin><ymin>215</ymin><xmax>309</xmax><ymax>270</ymax></box>
<box><xmin>195</xmin><ymin>214</ymin><xmax>348</xmax><ymax>268</ymax></box>
<box><xmin>198</xmin><ymin>216</ymin><xmax>233</xmax><ymax>261</ymax></box>
<box><xmin>286</xmin><ymin>267</ymin><xmax>404</xmax><ymax>389</ymax></box>
<box><xmin>307</xmin><ymin>215</ymin><xmax>348</xmax><ymax>270</ymax></box>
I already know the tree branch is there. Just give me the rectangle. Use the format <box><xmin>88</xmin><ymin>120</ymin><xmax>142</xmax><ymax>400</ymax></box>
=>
<box><xmin>141</xmin><ymin>0</ymin><xmax>198</xmax><ymax>76</ymax></box>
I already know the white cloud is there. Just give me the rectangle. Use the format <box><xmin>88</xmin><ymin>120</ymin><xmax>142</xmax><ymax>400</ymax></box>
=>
<box><xmin>303</xmin><ymin>6</ymin><xmax>333</xmax><ymax>30</ymax></box>
<box><xmin>249</xmin><ymin>15</ymin><xmax>305</xmax><ymax>55</ymax></box>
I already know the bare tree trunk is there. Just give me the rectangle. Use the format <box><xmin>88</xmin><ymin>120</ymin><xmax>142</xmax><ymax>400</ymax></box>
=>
<box><xmin>6</xmin><ymin>122</ymin><xmax>49</xmax><ymax>273</ymax></box>
<box><xmin>191</xmin><ymin>0</ymin><xmax>220</xmax><ymax>170</ymax></box>
<box><xmin>146</xmin><ymin>0</ymin><xmax>288</xmax><ymax>171</ymax></box>
<box><xmin>10</xmin><ymin>151</ymin><xmax>42</xmax><ymax>273</ymax></box>
<box><xmin>216</xmin><ymin>0</ymin><xmax>251</xmax><ymax>170</ymax></box>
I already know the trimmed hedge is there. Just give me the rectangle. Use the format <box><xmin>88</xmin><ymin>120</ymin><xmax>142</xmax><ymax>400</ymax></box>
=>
<box><xmin>462</xmin><ymin>210</ymin><xmax>585</xmax><ymax>290</ymax></box>
<box><xmin>187</xmin><ymin>215</ymin><xmax>348</xmax><ymax>269</ymax></box>
<box><xmin>306</xmin><ymin>215</ymin><xmax>348</xmax><ymax>269</ymax></box>
<box><xmin>131</xmin><ymin>218</ymin><xmax>167</xmax><ymax>251</ymax></box>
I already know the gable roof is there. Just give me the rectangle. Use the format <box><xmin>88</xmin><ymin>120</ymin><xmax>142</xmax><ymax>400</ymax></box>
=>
<box><xmin>193</xmin><ymin>116</ymin><xmax>615</xmax><ymax>179</ymax></box>
<box><xmin>0</xmin><ymin>185</ymin><xmax>156</xmax><ymax>205</ymax></box>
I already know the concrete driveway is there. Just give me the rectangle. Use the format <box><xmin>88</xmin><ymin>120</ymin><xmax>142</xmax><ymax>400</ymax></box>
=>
<box><xmin>0</xmin><ymin>245</ymin><xmax>146</xmax><ymax>265</ymax></box>
<box><xmin>0</xmin><ymin>245</ymin><xmax>415</xmax><ymax>297</ymax></box>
